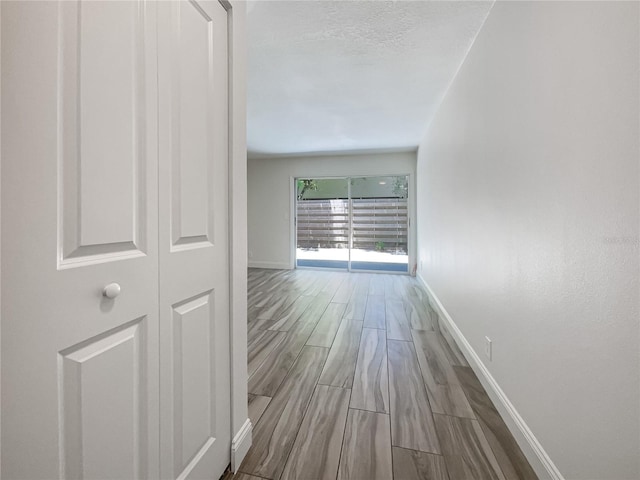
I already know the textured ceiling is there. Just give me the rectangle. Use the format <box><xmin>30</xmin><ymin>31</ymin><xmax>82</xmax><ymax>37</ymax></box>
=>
<box><xmin>247</xmin><ymin>0</ymin><xmax>494</xmax><ymax>157</ymax></box>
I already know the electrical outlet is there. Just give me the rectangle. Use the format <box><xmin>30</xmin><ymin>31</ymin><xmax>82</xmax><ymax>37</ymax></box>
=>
<box><xmin>248</xmin><ymin>250</ymin><xmax>253</xmax><ymax>259</ymax></box>
<box><xmin>484</xmin><ymin>336</ymin><xmax>492</xmax><ymax>361</ymax></box>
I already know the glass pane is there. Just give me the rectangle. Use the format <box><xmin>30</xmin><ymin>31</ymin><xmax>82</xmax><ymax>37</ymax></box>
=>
<box><xmin>350</xmin><ymin>176</ymin><xmax>409</xmax><ymax>272</ymax></box>
<box><xmin>296</xmin><ymin>178</ymin><xmax>349</xmax><ymax>269</ymax></box>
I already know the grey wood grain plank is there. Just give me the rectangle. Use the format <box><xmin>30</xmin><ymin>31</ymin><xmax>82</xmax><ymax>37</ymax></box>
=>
<box><xmin>233</xmin><ymin>473</ymin><xmax>263</xmax><ymax>480</ymax></box>
<box><xmin>388</xmin><ymin>339</ymin><xmax>441</xmax><ymax>454</ymax></box>
<box><xmin>264</xmin><ymin>294</ymin><xmax>314</xmax><ymax>331</ymax></box>
<box><xmin>434</xmin><ymin>413</ymin><xmax>505</xmax><ymax>480</ymax></box>
<box><xmin>295</xmin><ymin>269</ymin><xmax>323</xmax><ymax>290</ymax></box>
<box><xmin>247</xmin><ymin>394</ymin><xmax>271</xmax><ymax>427</ymax></box>
<box><xmin>248</xmin><ymin>329</ymin><xmax>287</xmax><ymax>377</ymax></box>
<box><xmin>396</xmin><ymin>274</ymin><xmax>415</xmax><ymax>290</ymax></box>
<box><xmin>412</xmin><ymin>330</ymin><xmax>461</xmax><ymax>386</ymax></box>
<box><xmin>247</xmin><ymin>316</ymin><xmax>272</xmax><ymax>344</ymax></box>
<box><xmin>318</xmin><ymin>319</ymin><xmax>363</xmax><ymax>388</ymax></box>
<box><xmin>281</xmin><ymin>385</ymin><xmax>350</xmax><ymax>480</ymax></box>
<box><xmin>239</xmin><ymin>346</ymin><xmax>329</xmax><ymax>480</ymax></box>
<box><xmin>306</xmin><ymin>302</ymin><xmax>348</xmax><ymax>347</ymax></box>
<box><xmin>287</xmin><ymin>270</ymin><xmax>317</xmax><ymax>295</ymax></box>
<box><xmin>350</xmin><ymin>328</ymin><xmax>389</xmax><ymax>413</ymax></box>
<box><xmin>248</xmin><ymin>269</ymin><xmax>287</xmax><ymax>291</ymax></box>
<box><xmin>337</xmin><ymin>409</ymin><xmax>392</xmax><ymax>480</ymax></box>
<box><xmin>364</xmin><ymin>295</ymin><xmax>386</xmax><ymax>329</ymax></box>
<box><xmin>299</xmin><ymin>292</ymin><xmax>332</xmax><ymax>325</ymax></box>
<box><xmin>404</xmin><ymin>294</ymin><xmax>435</xmax><ymax>331</ymax></box>
<box><xmin>352</xmin><ymin>273</ymin><xmax>371</xmax><ymax>297</ymax></box>
<box><xmin>332</xmin><ymin>275</ymin><xmax>357</xmax><ymax>303</ymax></box>
<box><xmin>251</xmin><ymin>269</ymin><xmax>291</xmax><ymax>292</ymax></box>
<box><xmin>248</xmin><ymin>319</ymin><xmax>317</xmax><ymax>397</ymax></box>
<box><xmin>344</xmin><ymin>294</ymin><xmax>367</xmax><ymax>321</ymax></box>
<box><xmin>383</xmin><ymin>275</ymin><xmax>397</xmax><ymax>298</ymax></box>
<box><xmin>407</xmin><ymin>283</ymin><xmax>431</xmax><ymax>308</ymax></box>
<box><xmin>392</xmin><ymin>447</ymin><xmax>450</xmax><ymax>480</ymax></box>
<box><xmin>247</xmin><ymin>288</ymin><xmax>269</xmax><ymax>310</ymax></box>
<box><xmin>369</xmin><ymin>274</ymin><xmax>385</xmax><ymax>295</ymax></box>
<box><xmin>412</xmin><ymin>330</ymin><xmax>474</xmax><ymax>418</ymax></box>
<box><xmin>435</xmin><ymin>315</ymin><xmax>469</xmax><ymax>367</ymax></box>
<box><xmin>453</xmin><ymin>366</ymin><xmax>538</xmax><ymax>480</ymax></box>
<box><xmin>426</xmin><ymin>382</ymin><xmax>474</xmax><ymax>420</ymax></box>
<box><xmin>248</xmin><ymin>290</ymin><xmax>276</xmax><ymax>319</ymax></box>
<box><xmin>320</xmin><ymin>272</ymin><xmax>348</xmax><ymax>297</ymax></box>
<box><xmin>384</xmin><ymin>274</ymin><xmax>407</xmax><ymax>299</ymax></box>
<box><xmin>256</xmin><ymin>291</ymin><xmax>300</xmax><ymax>320</ymax></box>
<box><xmin>386</xmin><ymin>297</ymin><xmax>412</xmax><ymax>341</ymax></box>
<box><xmin>477</xmin><ymin>415</ymin><xmax>537</xmax><ymax>480</ymax></box>
<box><xmin>302</xmin><ymin>272</ymin><xmax>334</xmax><ymax>296</ymax></box>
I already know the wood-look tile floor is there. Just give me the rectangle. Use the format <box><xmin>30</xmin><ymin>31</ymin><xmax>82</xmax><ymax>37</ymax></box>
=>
<box><xmin>237</xmin><ymin>269</ymin><xmax>538</xmax><ymax>480</ymax></box>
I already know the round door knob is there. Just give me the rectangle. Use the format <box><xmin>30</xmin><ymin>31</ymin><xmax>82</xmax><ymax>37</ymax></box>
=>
<box><xmin>103</xmin><ymin>283</ymin><xmax>121</xmax><ymax>299</ymax></box>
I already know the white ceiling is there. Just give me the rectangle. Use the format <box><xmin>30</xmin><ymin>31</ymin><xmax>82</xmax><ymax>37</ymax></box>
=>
<box><xmin>247</xmin><ymin>0</ymin><xmax>493</xmax><ymax>158</ymax></box>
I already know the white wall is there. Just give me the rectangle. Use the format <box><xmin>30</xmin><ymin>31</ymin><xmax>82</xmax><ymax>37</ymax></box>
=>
<box><xmin>416</xmin><ymin>2</ymin><xmax>639</xmax><ymax>479</ymax></box>
<box><xmin>248</xmin><ymin>151</ymin><xmax>416</xmax><ymax>269</ymax></box>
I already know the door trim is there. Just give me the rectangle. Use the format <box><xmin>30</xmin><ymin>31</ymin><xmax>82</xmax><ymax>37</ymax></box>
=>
<box><xmin>0</xmin><ymin>4</ymin><xmax>3</xmax><ymax>464</ymax></box>
<box><xmin>225</xmin><ymin>0</ymin><xmax>251</xmax><ymax>471</ymax></box>
<box><xmin>289</xmin><ymin>176</ymin><xmax>296</xmax><ymax>269</ymax></box>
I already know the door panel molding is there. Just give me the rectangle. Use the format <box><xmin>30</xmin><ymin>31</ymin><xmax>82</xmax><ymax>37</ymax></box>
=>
<box><xmin>169</xmin><ymin>0</ymin><xmax>216</xmax><ymax>252</ymax></box>
<box><xmin>57</xmin><ymin>0</ymin><xmax>149</xmax><ymax>267</ymax></box>
<box><xmin>171</xmin><ymin>290</ymin><xmax>217</xmax><ymax>475</ymax></box>
<box><xmin>58</xmin><ymin>317</ymin><xmax>148</xmax><ymax>479</ymax></box>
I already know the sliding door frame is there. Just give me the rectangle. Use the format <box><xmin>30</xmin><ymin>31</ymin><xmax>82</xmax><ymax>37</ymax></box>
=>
<box><xmin>292</xmin><ymin>174</ymin><xmax>413</xmax><ymax>274</ymax></box>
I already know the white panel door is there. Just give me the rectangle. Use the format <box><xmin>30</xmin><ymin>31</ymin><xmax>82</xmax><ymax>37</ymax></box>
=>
<box><xmin>158</xmin><ymin>1</ymin><xmax>231</xmax><ymax>479</ymax></box>
<box><xmin>1</xmin><ymin>1</ymin><xmax>159</xmax><ymax>479</ymax></box>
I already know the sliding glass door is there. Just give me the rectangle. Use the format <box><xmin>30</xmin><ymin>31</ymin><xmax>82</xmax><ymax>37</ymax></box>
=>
<box><xmin>296</xmin><ymin>178</ymin><xmax>350</xmax><ymax>269</ymax></box>
<box><xmin>350</xmin><ymin>176</ymin><xmax>409</xmax><ymax>272</ymax></box>
<box><xmin>295</xmin><ymin>175</ymin><xmax>409</xmax><ymax>273</ymax></box>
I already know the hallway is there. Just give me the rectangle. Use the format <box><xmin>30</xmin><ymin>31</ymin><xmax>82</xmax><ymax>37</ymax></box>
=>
<box><xmin>238</xmin><ymin>269</ymin><xmax>537</xmax><ymax>479</ymax></box>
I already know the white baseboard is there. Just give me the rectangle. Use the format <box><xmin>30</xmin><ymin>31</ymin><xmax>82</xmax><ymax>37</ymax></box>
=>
<box><xmin>231</xmin><ymin>418</ymin><xmax>252</xmax><ymax>472</ymax></box>
<box><xmin>248</xmin><ymin>260</ymin><xmax>291</xmax><ymax>270</ymax></box>
<box><xmin>416</xmin><ymin>273</ymin><xmax>563</xmax><ymax>480</ymax></box>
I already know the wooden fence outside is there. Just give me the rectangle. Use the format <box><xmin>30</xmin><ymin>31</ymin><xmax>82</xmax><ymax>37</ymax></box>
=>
<box><xmin>296</xmin><ymin>198</ymin><xmax>408</xmax><ymax>252</ymax></box>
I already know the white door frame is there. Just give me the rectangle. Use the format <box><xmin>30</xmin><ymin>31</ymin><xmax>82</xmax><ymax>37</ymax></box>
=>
<box><xmin>225</xmin><ymin>0</ymin><xmax>251</xmax><ymax>471</ymax></box>
<box><xmin>156</xmin><ymin>0</ymin><xmax>251</xmax><ymax>471</ymax></box>
<box><xmin>289</xmin><ymin>176</ymin><xmax>296</xmax><ymax>269</ymax></box>
<box><xmin>1</xmin><ymin>3</ymin><xmax>3</xmax><ymax>463</ymax></box>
